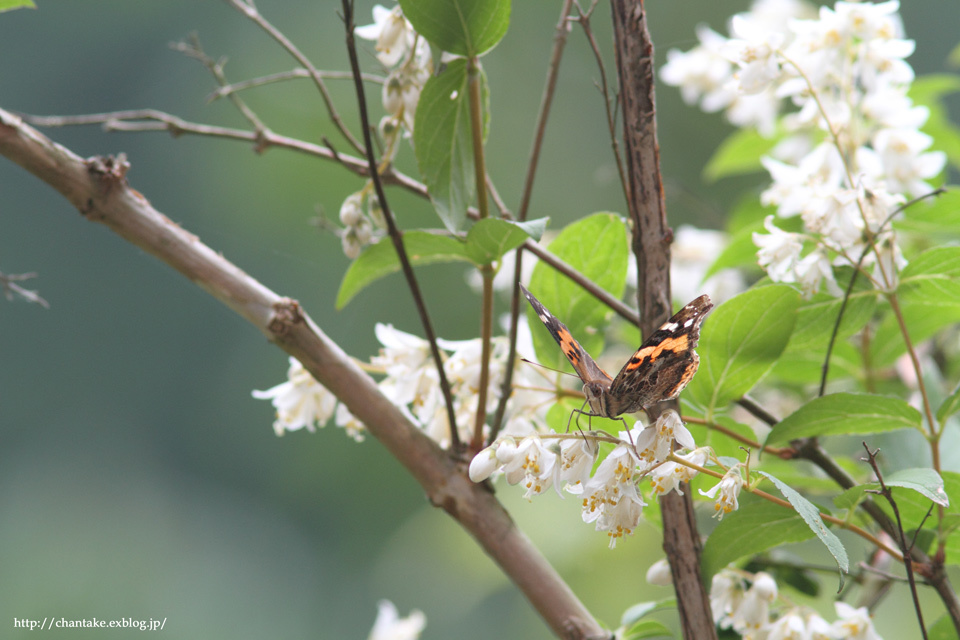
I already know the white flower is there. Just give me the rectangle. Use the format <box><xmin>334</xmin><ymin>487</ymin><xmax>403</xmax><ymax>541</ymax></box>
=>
<box><xmin>501</xmin><ymin>435</ymin><xmax>558</xmax><ymax>499</ymax></box>
<box><xmin>873</xmin><ymin>127</ymin><xmax>946</xmax><ymax>197</ymax></box>
<box><xmin>335</xmin><ymin>403</ymin><xmax>367</xmax><ymax>442</ymax></box>
<box><xmin>649</xmin><ymin>447</ymin><xmax>708</xmax><ymax>497</ymax></box>
<box><xmin>732</xmin><ymin>572</ymin><xmax>777</xmax><ymax>634</ymax></box>
<box><xmin>355</xmin><ymin>5</ymin><xmax>415</xmax><ymax>68</ymax></box>
<box><xmin>711</xmin><ymin>570</ymin><xmax>745</xmax><ymax>627</ymax></box>
<box><xmin>557</xmin><ymin>436</ymin><xmax>598</xmax><ymax>494</ymax></box>
<box><xmin>367</xmin><ymin>600</ymin><xmax>426</xmax><ymax>640</ymax></box>
<box><xmin>754</xmin><ymin>215</ymin><xmax>803</xmax><ymax>284</ymax></box>
<box><xmin>700</xmin><ymin>464</ymin><xmax>745</xmax><ymax>519</ymax></box>
<box><xmin>831</xmin><ymin>602</ymin><xmax>882</xmax><ymax>640</ymax></box>
<box><xmin>581</xmin><ymin>434</ymin><xmax>646</xmax><ymax>548</ymax></box>
<box><xmin>661</xmin><ymin>25</ymin><xmax>735</xmax><ymax>108</ymax></box>
<box><xmin>798</xmin><ymin>249</ymin><xmax>843</xmax><ymax>298</ymax></box>
<box><xmin>468</xmin><ymin>443</ymin><xmax>500</xmax><ymax>482</ymax></box>
<box><xmin>646</xmin><ymin>558</ymin><xmax>673</xmax><ymax>586</ymax></box>
<box><xmin>252</xmin><ymin>357</ymin><xmax>337</xmax><ymax>436</ymax></box>
<box><xmin>767</xmin><ymin>608</ymin><xmax>806</xmax><ymax>640</ymax></box>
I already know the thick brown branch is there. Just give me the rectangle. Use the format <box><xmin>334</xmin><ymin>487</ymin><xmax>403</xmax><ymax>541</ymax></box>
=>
<box><xmin>610</xmin><ymin>2</ymin><xmax>716</xmax><ymax>638</ymax></box>
<box><xmin>0</xmin><ymin>106</ymin><xmax>607</xmax><ymax>640</ymax></box>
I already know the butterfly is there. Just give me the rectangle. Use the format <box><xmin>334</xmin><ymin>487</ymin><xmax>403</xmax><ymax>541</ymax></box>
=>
<box><xmin>520</xmin><ymin>285</ymin><xmax>713</xmax><ymax>419</ymax></box>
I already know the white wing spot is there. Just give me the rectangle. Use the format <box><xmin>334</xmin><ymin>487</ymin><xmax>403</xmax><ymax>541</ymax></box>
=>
<box><xmin>662</xmin><ymin>322</ymin><xmax>678</xmax><ymax>331</ymax></box>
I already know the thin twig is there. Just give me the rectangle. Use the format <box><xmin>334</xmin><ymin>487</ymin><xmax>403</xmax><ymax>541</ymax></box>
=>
<box><xmin>21</xmin><ymin>109</ymin><xmax>427</xmax><ymax>193</ymax></box>
<box><xmin>224</xmin><ymin>0</ymin><xmax>365</xmax><ymax>154</ymax></box>
<box><xmin>862</xmin><ymin>443</ymin><xmax>928</xmax><ymax>639</ymax></box>
<box><xmin>573</xmin><ymin>0</ymin><xmax>629</xmax><ymax>208</ymax></box>
<box><xmin>207</xmin><ymin>68</ymin><xmax>384</xmax><ymax>103</ymax></box>
<box><xmin>171</xmin><ymin>34</ymin><xmax>269</xmax><ymax>136</ymax></box>
<box><xmin>340</xmin><ymin>0</ymin><xmax>460</xmax><ymax>449</ymax></box>
<box><xmin>735</xmin><ymin>395</ymin><xmax>780</xmax><ymax>427</ymax></box>
<box><xmin>466</xmin><ymin>55</ymin><xmax>494</xmax><ymax>449</ymax></box>
<box><xmin>522</xmin><ymin>239</ymin><xmax>639</xmax><ymax>325</ymax></box>
<box><xmin>491</xmin><ymin>0</ymin><xmax>575</xmax><ymax>442</ymax></box>
<box><xmin>0</xmin><ymin>271</ymin><xmax>49</xmax><ymax>308</ymax></box>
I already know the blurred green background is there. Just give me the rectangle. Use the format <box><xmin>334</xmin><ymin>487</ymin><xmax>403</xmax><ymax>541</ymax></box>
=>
<box><xmin>1</xmin><ymin>1</ymin><xmax>958</xmax><ymax>638</ymax></box>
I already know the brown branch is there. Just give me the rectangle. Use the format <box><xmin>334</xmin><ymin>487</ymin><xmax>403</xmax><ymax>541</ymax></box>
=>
<box><xmin>21</xmin><ymin>109</ymin><xmax>427</xmax><ymax>195</ymax></box>
<box><xmin>610</xmin><ymin>1</ymin><xmax>716</xmax><ymax>637</ymax></box>
<box><xmin>207</xmin><ymin>68</ymin><xmax>385</xmax><ymax>103</ymax></box>
<box><xmin>0</xmin><ymin>106</ymin><xmax>608</xmax><ymax>640</ymax></box>
<box><xmin>224</xmin><ymin>0</ymin><xmax>365</xmax><ymax>154</ymax></box>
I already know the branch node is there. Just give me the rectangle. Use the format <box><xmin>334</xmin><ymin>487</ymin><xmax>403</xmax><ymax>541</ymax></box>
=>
<box><xmin>268</xmin><ymin>298</ymin><xmax>304</xmax><ymax>336</ymax></box>
<box><xmin>85</xmin><ymin>153</ymin><xmax>130</xmax><ymax>189</ymax></box>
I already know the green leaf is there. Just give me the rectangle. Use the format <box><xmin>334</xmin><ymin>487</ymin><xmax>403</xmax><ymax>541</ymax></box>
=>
<box><xmin>400</xmin><ymin>0</ymin><xmax>510</xmax><ymax>57</ymax></box>
<box><xmin>786</xmin><ymin>286</ymin><xmax>878</xmax><ymax>352</ymax></box>
<box><xmin>765</xmin><ymin>393</ymin><xmax>922</xmax><ymax>446</ymax></box>
<box><xmin>884</xmin><ymin>468</ymin><xmax>950</xmax><ymax>507</ymax></box>
<box><xmin>929</xmin><ymin>613</ymin><xmax>960</xmax><ymax>640</ymax></box>
<box><xmin>910</xmin><ymin>76</ymin><xmax>960</xmax><ymax>170</ymax></box>
<box><xmin>414</xmin><ymin>59</ymin><xmax>488</xmax><ymax>233</ymax></box>
<box><xmin>910</xmin><ymin>74</ymin><xmax>960</xmax><ymax>107</ymax></box>
<box><xmin>841</xmin><ymin>469</ymin><xmax>951</xmax><ymax>516</ymax></box>
<box><xmin>701</xmin><ymin>500</ymin><xmax>815</xmax><ymax>578</ymax></box>
<box><xmin>686</xmin><ymin>285</ymin><xmax>801</xmax><ymax>415</ymax></box>
<box><xmin>620</xmin><ymin>620</ymin><xmax>673</xmax><ymax>640</ymax></box>
<box><xmin>759</xmin><ymin>472</ymin><xmax>849</xmax><ymax>586</ymax></box>
<box><xmin>0</xmin><ymin>0</ymin><xmax>34</xmax><ymax>11</ymax></box>
<box><xmin>336</xmin><ymin>231</ymin><xmax>471</xmax><ymax>308</ymax></box>
<box><xmin>771</xmin><ymin>339</ymin><xmax>861</xmax><ymax>385</ymax></box>
<box><xmin>894</xmin><ymin>188</ymin><xmax>960</xmax><ymax>236</ymax></box>
<box><xmin>703</xmin><ymin>128</ymin><xmax>778</xmax><ymax>182</ymax></box>
<box><xmin>939</xmin><ymin>382</ymin><xmax>960</xmax><ymax>424</ymax></box>
<box><xmin>464</xmin><ymin>217</ymin><xmax>546</xmax><ymax>264</ymax></box>
<box><xmin>526</xmin><ymin>213</ymin><xmax>629</xmax><ymax>371</ymax></box>
<box><xmin>870</xmin><ymin>246</ymin><xmax>960</xmax><ymax>367</ymax></box>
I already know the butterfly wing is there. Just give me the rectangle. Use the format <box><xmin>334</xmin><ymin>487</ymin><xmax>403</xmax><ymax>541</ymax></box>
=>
<box><xmin>606</xmin><ymin>295</ymin><xmax>714</xmax><ymax>415</ymax></box>
<box><xmin>519</xmin><ymin>285</ymin><xmax>612</xmax><ymax>388</ymax></box>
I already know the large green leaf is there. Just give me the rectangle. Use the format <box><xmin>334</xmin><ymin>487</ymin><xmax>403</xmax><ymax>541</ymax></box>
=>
<box><xmin>400</xmin><ymin>0</ymin><xmax>510</xmax><ymax>57</ymax></box>
<box><xmin>414</xmin><ymin>59</ymin><xmax>488</xmax><ymax>233</ymax></box>
<box><xmin>785</xmin><ymin>287</ymin><xmax>878</xmax><ymax>352</ymax></box>
<box><xmin>686</xmin><ymin>285</ymin><xmax>801</xmax><ymax>415</ymax></box>
<box><xmin>701</xmin><ymin>500</ymin><xmax>814</xmax><ymax>578</ymax></box>
<box><xmin>526</xmin><ymin>213</ymin><xmax>629</xmax><ymax>371</ymax></box>
<box><xmin>870</xmin><ymin>246</ymin><xmax>960</xmax><ymax>367</ymax></box>
<box><xmin>464</xmin><ymin>217</ymin><xmax>546</xmax><ymax>265</ymax></box>
<box><xmin>765</xmin><ymin>392</ymin><xmax>922</xmax><ymax>446</ymax></box>
<box><xmin>759</xmin><ymin>472</ymin><xmax>848</xmax><ymax>587</ymax></box>
<box><xmin>336</xmin><ymin>231</ymin><xmax>471</xmax><ymax>308</ymax></box>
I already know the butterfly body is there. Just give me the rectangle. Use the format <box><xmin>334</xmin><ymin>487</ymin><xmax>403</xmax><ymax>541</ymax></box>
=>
<box><xmin>520</xmin><ymin>285</ymin><xmax>713</xmax><ymax>418</ymax></box>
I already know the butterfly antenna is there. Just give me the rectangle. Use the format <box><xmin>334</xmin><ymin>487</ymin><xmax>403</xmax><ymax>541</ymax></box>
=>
<box><xmin>519</xmin><ymin>357</ymin><xmax>579</xmax><ymax>379</ymax></box>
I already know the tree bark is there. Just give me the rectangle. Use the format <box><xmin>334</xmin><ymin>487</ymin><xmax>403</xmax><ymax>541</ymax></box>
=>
<box><xmin>609</xmin><ymin>2</ymin><xmax>717</xmax><ymax>638</ymax></box>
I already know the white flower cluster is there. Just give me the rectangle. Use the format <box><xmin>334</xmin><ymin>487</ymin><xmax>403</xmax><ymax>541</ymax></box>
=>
<box><xmin>356</xmin><ymin>4</ymin><xmax>432</xmax><ymax>146</ymax></box>
<box><xmin>337</xmin><ymin>5</ymin><xmax>433</xmax><ymax>260</ymax></box>
<box><xmin>470</xmin><ymin>411</ymin><xmax>743</xmax><ymax>548</ymax></box>
<box><xmin>706</xmin><ymin>569</ymin><xmax>884</xmax><ymax>639</ymax></box>
<box><xmin>253</xmin><ymin>324</ymin><xmax>554</xmax><ymax>447</ymax></box>
<box><xmin>662</xmin><ymin>0</ymin><xmax>946</xmax><ymax>297</ymax></box>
